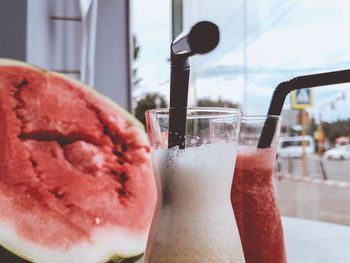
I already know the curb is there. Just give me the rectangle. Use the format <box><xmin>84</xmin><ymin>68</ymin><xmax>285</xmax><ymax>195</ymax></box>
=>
<box><xmin>275</xmin><ymin>173</ymin><xmax>350</xmax><ymax>188</ymax></box>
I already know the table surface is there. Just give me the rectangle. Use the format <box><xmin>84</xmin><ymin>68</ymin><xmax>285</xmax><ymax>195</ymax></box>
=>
<box><xmin>138</xmin><ymin>216</ymin><xmax>350</xmax><ymax>263</ymax></box>
<box><xmin>282</xmin><ymin>216</ymin><xmax>350</xmax><ymax>263</ymax></box>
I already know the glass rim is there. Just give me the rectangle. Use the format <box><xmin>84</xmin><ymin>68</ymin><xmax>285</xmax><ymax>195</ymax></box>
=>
<box><xmin>241</xmin><ymin>115</ymin><xmax>281</xmax><ymax>120</ymax></box>
<box><xmin>146</xmin><ymin>107</ymin><xmax>242</xmax><ymax>118</ymax></box>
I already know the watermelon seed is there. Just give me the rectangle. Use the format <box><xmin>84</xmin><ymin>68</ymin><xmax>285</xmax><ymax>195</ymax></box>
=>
<box><xmin>114</xmin><ymin>151</ymin><xmax>124</xmax><ymax>157</ymax></box>
<box><xmin>14</xmin><ymin>81</ymin><xmax>27</xmax><ymax>106</ymax></box>
<box><xmin>15</xmin><ymin>104</ymin><xmax>24</xmax><ymax>110</ymax></box>
<box><xmin>64</xmin><ymin>203</ymin><xmax>74</xmax><ymax>208</ymax></box>
<box><xmin>16</xmin><ymin>80</ymin><xmax>28</xmax><ymax>89</ymax></box>
<box><xmin>31</xmin><ymin>161</ymin><xmax>37</xmax><ymax>167</ymax></box>
<box><xmin>49</xmin><ymin>188</ymin><xmax>65</xmax><ymax>199</ymax></box>
<box><xmin>120</xmin><ymin>172</ymin><xmax>128</xmax><ymax>183</ymax></box>
<box><xmin>119</xmin><ymin>161</ymin><xmax>124</xmax><ymax>165</ymax></box>
<box><xmin>86</xmin><ymin>104</ymin><xmax>119</xmax><ymax>145</ymax></box>
<box><xmin>16</xmin><ymin>113</ymin><xmax>25</xmax><ymax>120</ymax></box>
<box><xmin>122</xmin><ymin>144</ymin><xmax>128</xmax><ymax>152</ymax></box>
<box><xmin>111</xmin><ymin>170</ymin><xmax>118</xmax><ymax>175</ymax></box>
<box><xmin>117</xmin><ymin>189</ymin><xmax>126</xmax><ymax>195</ymax></box>
<box><xmin>103</xmin><ymin>126</ymin><xmax>115</xmax><ymax>143</ymax></box>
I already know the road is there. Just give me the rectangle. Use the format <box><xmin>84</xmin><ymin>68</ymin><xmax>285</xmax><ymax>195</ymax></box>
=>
<box><xmin>276</xmin><ymin>155</ymin><xmax>350</xmax><ymax>182</ymax></box>
<box><xmin>323</xmin><ymin>159</ymin><xmax>350</xmax><ymax>182</ymax></box>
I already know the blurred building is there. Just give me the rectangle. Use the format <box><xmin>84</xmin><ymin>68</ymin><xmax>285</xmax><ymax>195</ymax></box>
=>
<box><xmin>280</xmin><ymin>109</ymin><xmax>299</xmax><ymax>136</ymax></box>
<box><xmin>280</xmin><ymin>109</ymin><xmax>312</xmax><ymax>137</ymax></box>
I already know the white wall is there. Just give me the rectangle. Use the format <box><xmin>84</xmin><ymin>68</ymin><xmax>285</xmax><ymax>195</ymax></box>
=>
<box><xmin>94</xmin><ymin>0</ymin><xmax>132</xmax><ymax>111</ymax></box>
<box><xmin>0</xmin><ymin>0</ymin><xmax>27</xmax><ymax>60</ymax></box>
<box><xmin>1</xmin><ymin>0</ymin><xmax>132</xmax><ymax>111</ymax></box>
<box><xmin>26</xmin><ymin>0</ymin><xmax>81</xmax><ymax>79</ymax></box>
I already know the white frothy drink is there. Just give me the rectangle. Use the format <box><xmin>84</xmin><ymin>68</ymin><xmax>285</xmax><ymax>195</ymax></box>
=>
<box><xmin>145</xmin><ymin>142</ymin><xmax>245</xmax><ymax>263</ymax></box>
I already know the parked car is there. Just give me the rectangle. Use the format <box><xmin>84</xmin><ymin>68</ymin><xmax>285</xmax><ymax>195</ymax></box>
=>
<box><xmin>324</xmin><ymin>145</ymin><xmax>350</xmax><ymax>160</ymax></box>
<box><xmin>277</xmin><ymin>135</ymin><xmax>315</xmax><ymax>158</ymax></box>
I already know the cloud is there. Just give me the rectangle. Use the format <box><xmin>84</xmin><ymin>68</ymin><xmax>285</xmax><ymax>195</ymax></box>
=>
<box><xmin>188</xmin><ymin>76</ymin><xmax>244</xmax><ymax>106</ymax></box>
<box><xmin>197</xmin><ymin>64</ymin><xmax>244</xmax><ymax>78</ymax></box>
<box><xmin>132</xmin><ymin>0</ymin><xmax>350</xmax><ymax>121</ymax></box>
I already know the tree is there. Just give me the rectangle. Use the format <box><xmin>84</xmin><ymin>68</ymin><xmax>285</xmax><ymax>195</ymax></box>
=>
<box><xmin>132</xmin><ymin>35</ymin><xmax>142</xmax><ymax>88</ymax></box>
<box><xmin>322</xmin><ymin>119</ymin><xmax>350</xmax><ymax>143</ymax></box>
<box><xmin>196</xmin><ymin>98</ymin><xmax>240</xmax><ymax>108</ymax></box>
<box><xmin>307</xmin><ymin>117</ymin><xmax>318</xmax><ymax>137</ymax></box>
<box><xmin>134</xmin><ymin>93</ymin><xmax>168</xmax><ymax>128</ymax></box>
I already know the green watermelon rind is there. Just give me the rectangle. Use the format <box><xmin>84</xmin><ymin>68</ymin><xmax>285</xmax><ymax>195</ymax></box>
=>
<box><xmin>0</xmin><ymin>243</ymin><xmax>33</xmax><ymax>263</ymax></box>
<box><xmin>0</xmin><ymin>244</ymin><xmax>143</xmax><ymax>263</ymax></box>
<box><xmin>0</xmin><ymin>58</ymin><xmax>149</xmax><ymax>263</ymax></box>
<box><xmin>0</xmin><ymin>244</ymin><xmax>142</xmax><ymax>263</ymax></box>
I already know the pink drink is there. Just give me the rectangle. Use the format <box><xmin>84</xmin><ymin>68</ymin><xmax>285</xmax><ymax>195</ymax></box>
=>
<box><xmin>231</xmin><ymin>145</ymin><xmax>286</xmax><ymax>263</ymax></box>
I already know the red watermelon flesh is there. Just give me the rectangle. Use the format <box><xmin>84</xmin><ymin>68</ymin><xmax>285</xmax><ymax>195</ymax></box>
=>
<box><xmin>0</xmin><ymin>59</ymin><xmax>156</xmax><ymax>263</ymax></box>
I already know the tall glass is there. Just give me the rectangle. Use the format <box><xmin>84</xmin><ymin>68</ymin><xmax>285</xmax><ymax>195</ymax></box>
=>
<box><xmin>145</xmin><ymin>107</ymin><xmax>244</xmax><ymax>263</ymax></box>
<box><xmin>231</xmin><ymin>116</ymin><xmax>286</xmax><ymax>263</ymax></box>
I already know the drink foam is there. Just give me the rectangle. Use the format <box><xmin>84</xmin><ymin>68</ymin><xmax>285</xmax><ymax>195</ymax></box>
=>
<box><xmin>145</xmin><ymin>142</ymin><xmax>244</xmax><ymax>263</ymax></box>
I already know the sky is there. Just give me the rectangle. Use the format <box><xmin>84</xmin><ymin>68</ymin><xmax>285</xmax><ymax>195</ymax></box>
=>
<box><xmin>132</xmin><ymin>0</ymin><xmax>350</xmax><ymax>123</ymax></box>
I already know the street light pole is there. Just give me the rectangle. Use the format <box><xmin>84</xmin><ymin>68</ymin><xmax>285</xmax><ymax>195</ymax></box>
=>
<box><xmin>317</xmin><ymin>110</ymin><xmax>325</xmax><ymax>154</ymax></box>
<box><xmin>301</xmin><ymin>109</ymin><xmax>308</xmax><ymax>177</ymax></box>
<box><xmin>243</xmin><ymin>0</ymin><xmax>247</xmax><ymax>113</ymax></box>
<box><xmin>172</xmin><ymin>0</ymin><xmax>183</xmax><ymax>41</ymax></box>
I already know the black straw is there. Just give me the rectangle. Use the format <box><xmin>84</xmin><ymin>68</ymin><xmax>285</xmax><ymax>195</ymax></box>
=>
<box><xmin>168</xmin><ymin>21</ymin><xmax>220</xmax><ymax>149</ymax></box>
<box><xmin>257</xmin><ymin>69</ymin><xmax>350</xmax><ymax>149</ymax></box>
<box><xmin>168</xmin><ymin>56</ymin><xmax>190</xmax><ymax>149</ymax></box>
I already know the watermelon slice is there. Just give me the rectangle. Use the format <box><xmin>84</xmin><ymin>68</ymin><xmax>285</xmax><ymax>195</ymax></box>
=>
<box><xmin>0</xmin><ymin>59</ymin><xmax>156</xmax><ymax>263</ymax></box>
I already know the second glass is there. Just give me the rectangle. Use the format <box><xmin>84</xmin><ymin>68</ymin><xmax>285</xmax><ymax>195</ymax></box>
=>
<box><xmin>145</xmin><ymin>107</ymin><xmax>244</xmax><ymax>263</ymax></box>
<box><xmin>231</xmin><ymin>115</ymin><xmax>286</xmax><ymax>263</ymax></box>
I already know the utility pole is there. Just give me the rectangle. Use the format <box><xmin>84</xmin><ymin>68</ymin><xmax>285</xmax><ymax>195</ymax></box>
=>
<box><xmin>300</xmin><ymin>109</ymin><xmax>308</xmax><ymax>177</ymax></box>
<box><xmin>317</xmin><ymin>118</ymin><xmax>325</xmax><ymax>154</ymax></box>
<box><xmin>292</xmin><ymin>88</ymin><xmax>313</xmax><ymax>177</ymax></box>
<box><xmin>172</xmin><ymin>0</ymin><xmax>183</xmax><ymax>40</ymax></box>
<box><xmin>243</xmin><ymin>0</ymin><xmax>247</xmax><ymax>113</ymax></box>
